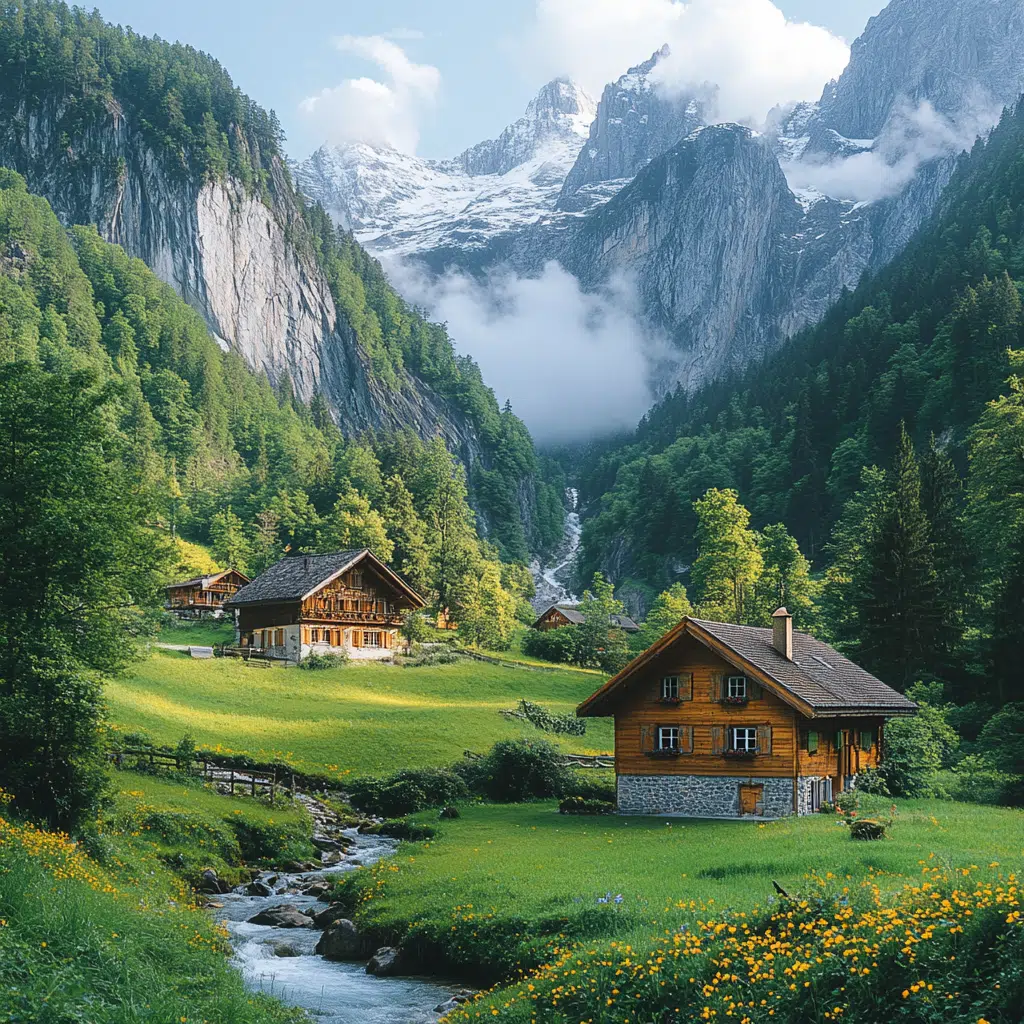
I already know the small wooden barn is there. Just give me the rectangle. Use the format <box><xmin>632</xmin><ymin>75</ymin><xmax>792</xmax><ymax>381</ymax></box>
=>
<box><xmin>532</xmin><ymin>602</ymin><xmax>640</xmax><ymax>633</ymax></box>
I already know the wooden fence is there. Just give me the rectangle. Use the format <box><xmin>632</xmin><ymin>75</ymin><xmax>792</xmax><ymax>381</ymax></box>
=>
<box><xmin>112</xmin><ymin>748</ymin><xmax>298</xmax><ymax>802</ymax></box>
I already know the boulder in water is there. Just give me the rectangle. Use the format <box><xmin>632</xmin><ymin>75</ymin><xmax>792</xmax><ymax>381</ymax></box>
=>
<box><xmin>311</xmin><ymin>902</ymin><xmax>348</xmax><ymax>929</ymax></box>
<box><xmin>303</xmin><ymin>881</ymin><xmax>331</xmax><ymax>897</ymax></box>
<box><xmin>315</xmin><ymin>918</ymin><xmax>366</xmax><ymax>960</ymax></box>
<box><xmin>247</xmin><ymin>904</ymin><xmax>312</xmax><ymax>928</ymax></box>
<box><xmin>321</xmin><ymin>850</ymin><xmax>344</xmax><ymax>866</ymax></box>
<box><xmin>199</xmin><ymin>869</ymin><xmax>231</xmax><ymax>894</ymax></box>
<box><xmin>272</xmin><ymin>941</ymin><xmax>301</xmax><ymax>957</ymax></box>
<box><xmin>366</xmin><ymin>946</ymin><xmax>402</xmax><ymax>976</ymax></box>
<box><xmin>246</xmin><ymin>879</ymin><xmax>273</xmax><ymax>897</ymax></box>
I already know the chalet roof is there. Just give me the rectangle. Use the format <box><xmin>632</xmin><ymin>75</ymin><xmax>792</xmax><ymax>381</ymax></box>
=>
<box><xmin>533</xmin><ymin>603</ymin><xmax>640</xmax><ymax>632</ymax></box>
<box><xmin>165</xmin><ymin>569</ymin><xmax>247</xmax><ymax>591</ymax></box>
<box><xmin>578</xmin><ymin>616</ymin><xmax>918</xmax><ymax>719</ymax></box>
<box><xmin>224</xmin><ymin>550</ymin><xmax>425</xmax><ymax>609</ymax></box>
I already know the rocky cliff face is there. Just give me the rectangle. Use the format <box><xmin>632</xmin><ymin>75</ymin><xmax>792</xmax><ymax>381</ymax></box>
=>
<box><xmin>557</xmin><ymin>46</ymin><xmax>710</xmax><ymax>207</ymax></box>
<box><xmin>0</xmin><ymin>95</ymin><xmax>478</xmax><ymax>453</ymax></box>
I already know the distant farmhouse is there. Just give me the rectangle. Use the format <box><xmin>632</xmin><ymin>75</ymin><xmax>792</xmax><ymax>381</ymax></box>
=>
<box><xmin>533</xmin><ymin>602</ymin><xmax>640</xmax><ymax>633</ymax></box>
<box><xmin>578</xmin><ymin>608</ymin><xmax>917</xmax><ymax>818</ymax></box>
<box><xmin>165</xmin><ymin>569</ymin><xmax>250</xmax><ymax>619</ymax></box>
<box><xmin>225</xmin><ymin>549</ymin><xmax>425</xmax><ymax>664</ymax></box>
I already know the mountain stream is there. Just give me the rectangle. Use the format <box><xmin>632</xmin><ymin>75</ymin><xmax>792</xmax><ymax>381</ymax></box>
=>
<box><xmin>214</xmin><ymin>829</ymin><xmax>457</xmax><ymax>1023</ymax></box>
<box><xmin>530</xmin><ymin>487</ymin><xmax>582</xmax><ymax>609</ymax></box>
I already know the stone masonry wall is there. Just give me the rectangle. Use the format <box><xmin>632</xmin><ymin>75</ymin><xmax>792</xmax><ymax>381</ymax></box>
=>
<box><xmin>617</xmin><ymin>774</ymin><xmax>798</xmax><ymax>818</ymax></box>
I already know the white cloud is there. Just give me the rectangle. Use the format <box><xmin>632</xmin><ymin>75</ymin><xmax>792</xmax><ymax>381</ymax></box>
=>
<box><xmin>784</xmin><ymin>95</ymin><xmax>1002</xmax><ymax>203</ymax></box>
<box><xmin>527</xmin><ymin>0</ymin><xmax>850</xmax><ymax>126</ymax></box>
<box><xmin>386</xmin><ymin>258</ymin><xmax>669</xmax><ymax>443</ymax></box>
<box><xmin>299</xmin><ymin>36</ymin><xmax>440</xmax><ymax>153</ymax></box>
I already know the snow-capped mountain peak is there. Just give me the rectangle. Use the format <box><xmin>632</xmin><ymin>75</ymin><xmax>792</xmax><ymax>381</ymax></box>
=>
<box><xmin>293</xmin><ymin>77</ymin><xmax>600</xmax><ymax>255</ymax></box>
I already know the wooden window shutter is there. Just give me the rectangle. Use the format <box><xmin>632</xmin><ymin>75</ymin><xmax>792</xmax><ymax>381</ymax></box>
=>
<box><xmin>710</xmin><ymin>725</ymin><xmax>726</xmax><ymax>755</ymax></box>
<box><xmin>681</xmin><ymin>725</ymin><xmax>694</xmax><ymax>754</ymax></box>
<box><xmin>807</xmin><ymin>729</ymin><xmax>818</xmax><ymax>754</ymax></box>
<box><xmin>682</xmin><ymin>673</ymin><xmax>694</xmax><ymax>701</ymax></box>
<box><xmin>757</xmin><ymin>724</ymin><xmax>773</xmax><ymax>755</ymax></box>
<box><xmin>301</xmin><ymin>626</ymin><xmax>309</xmax><ymax>644</ymax></box>
<box><xmin>748</xmin><ymin>679</ymin><xmax>763</xmax><ymax>700</ymax></box>
<box><xmin>352</xmin><ymin>630</ymin><xmax>362</xmax><ymax>647</ymax></box>
<box><xmin>709</xmin><ymin>671</ymin><xmax>723</xmax><ymax>702</ymax></box>
<box><xmin>640</xmin><ymin>724</ymin><xmax>654</xmax><ymax>753</ymax></box>
<box><xmin>835</xmin><ymin>729</ymin><xmax>844</xmax><ymax>749</ymax></box>
<box><xmin>860</xmin><ymin>730</ymin><xmax>873</xmax><ymax>751</ymax></box>
<box><xmin>384</xmin><ymin>631</ymin><xmax>392</xmax><ymax>649</ymax></box>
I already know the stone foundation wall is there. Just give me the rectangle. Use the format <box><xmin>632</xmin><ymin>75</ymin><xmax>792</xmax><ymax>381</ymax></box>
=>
<box><xmin>617</xmin><ymin>774</ymin><xmax>797</xmax><ymax>817</ymax></box>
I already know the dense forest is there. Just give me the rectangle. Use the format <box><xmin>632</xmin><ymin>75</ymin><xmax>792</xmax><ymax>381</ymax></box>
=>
<box><xmin>570</xmin><ymin>98</ymin><xmax>1024</xmax><ymax>731</ymax></box>
<box><xmin>0</xmin><ymin>0</ymin><xmax>565</xmax><ymax>563</ymax></box>
<box><xmin>0</xmin><ymin>168</ymin><xmax>539</xmax><ymax>657</ymax></box>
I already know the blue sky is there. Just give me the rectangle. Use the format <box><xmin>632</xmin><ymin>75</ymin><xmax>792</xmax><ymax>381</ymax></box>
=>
<box><xmin>93</xmin><ymin>0</ymin><xmax>886</xmax><ymax>160</ymax></box>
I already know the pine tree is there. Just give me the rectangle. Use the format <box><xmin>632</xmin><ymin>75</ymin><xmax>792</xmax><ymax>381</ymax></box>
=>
<box><xmin>380</xmin><ymin>474</ymin><xmax>431</xmax><ymax>594</ymax></box>
<box><xmin>857</xmin><ymin>426</ymin><xmax>942</xmax><ymax>689</ymax></box>
<box><xmin>209</xmin><ymin>507</ymin><xmax>251</xmax><ymax>574</ymax></box>
<box><xmin>753</xmin><ymin>523</ymin><xmax>818</xmax><ymax>628</ymax></box>
<box><xmin>989</xmin><ymin>530</ymin><xmax>1024</xmax><ymax>704</ymax></box>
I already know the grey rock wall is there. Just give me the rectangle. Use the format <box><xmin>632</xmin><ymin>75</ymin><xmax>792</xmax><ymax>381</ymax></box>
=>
<box><xmin>617</xmin><ymin>774</ymin><xmax>797</xmax><ymax>818</ymax></box>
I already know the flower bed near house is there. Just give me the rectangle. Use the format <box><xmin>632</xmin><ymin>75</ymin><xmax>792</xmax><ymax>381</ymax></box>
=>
<box><xmin>723</xmin><ymin>695</ymin><xmax>749</xmax><ymax>705</ymax></box>
<box><xmin>723</xmin><ymin>748</ymin><xmax>757</xmax><ymax>760</ymax></box>
<box><xmin>647</xmin><ymin>748</ymin><xmax>683</xmax><ymax>759</ymax></box>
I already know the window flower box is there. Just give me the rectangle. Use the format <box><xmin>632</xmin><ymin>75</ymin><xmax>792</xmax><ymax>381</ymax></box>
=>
<box><xmin>723</xmin><ymin>696</ymin><xmax>749</xmax><ymax>706</ymax></box>
<box><xmin>656</xmin><ymin>696</ymin><xmax>683</xmax><ymax>705</ymax></box>
<box><xmin>647</xmin><ymin>748</ymin><xmax>682</xmax><ymax>759</ymax></box>
<box><xmin>723</xmin><ymin>748</ymin><xmax>757</xmax><ymax>760</ymax></box>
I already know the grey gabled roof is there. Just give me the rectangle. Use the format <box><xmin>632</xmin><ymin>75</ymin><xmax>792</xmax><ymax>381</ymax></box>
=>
<box><xmin>578</xmin><ymin>616</ymin><xmax>917</xmax><ymax>718</ymax></box>
<box><xmin>166</xmin><ymin>569</ymin><xmax>237</xmax><ymax>591</ymax></box>
<box><xmin>533</xmin><ymin>603</ymin><xmax>640</xmax><ymax>632</ymax></box>
<box><xmin>691</xmin><ymin>619</ymin><xmax>918</xmax><ymax>715</ymax></box>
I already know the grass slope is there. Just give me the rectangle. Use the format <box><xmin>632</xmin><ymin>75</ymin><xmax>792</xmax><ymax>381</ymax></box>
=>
<box><xmin>157</xmin><ymin>619</ymin><xmax>236</xmax><ymax>647</ymax></box>
<box><xmin>108</xmin><ymin>652</ymin><xmax>614</xmax><ymax>776</ymax></box>
<box><xmin>0</xmin><ymin>771</ymin><xmax>312</xmax><ymax>1023</ymax></box>
<box><xmin>335</xmin><ymin>797</ymin><xmax>1024</xmax><ymax>980</ymax></box>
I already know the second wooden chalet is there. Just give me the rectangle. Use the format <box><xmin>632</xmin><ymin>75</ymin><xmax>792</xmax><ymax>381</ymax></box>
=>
<box><xmin>533</xmin><ymin>602</ymin><xmax>640</xmax><ymax>633</ymax></box>
<box><xmin>224</xmin><ymin>550</ymin><xmax>425</xmax><ymax>663</ymax></box>
<box><xmin>165</xmin><ymin>569</ymin><xmax>250</xmax><ymax>619</ymax></box>
<box><xmin>577</xmin><ymin>608</ymin><xmax>917</xmax><ymax>818</ymax></box>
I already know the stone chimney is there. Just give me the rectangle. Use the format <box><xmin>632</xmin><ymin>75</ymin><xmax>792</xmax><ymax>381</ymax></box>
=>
<box><xmin>772</xmin><ymin>607</ymin><xmax>793</xmax><ymax>660</ymax></box>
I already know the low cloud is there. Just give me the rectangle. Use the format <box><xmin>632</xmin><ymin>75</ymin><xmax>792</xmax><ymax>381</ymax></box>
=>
<box><xmin>527</xmin><ymin>0</ymin><xmax>849</xmax><ymax>126</ymax></box>
<box><xmin>386</xmin><ymin>259</ymin><xmax>669</xmax><ymax>444</ymax></box>
<box><xmin>784</xmin><ymin>95</ymin><xmax>1002</xmax><ymax>203</ymax></box>
<box><xmin>299</xmin><ymin>35</ymin><xmax>440</xmax><ymax>153</ymax></box>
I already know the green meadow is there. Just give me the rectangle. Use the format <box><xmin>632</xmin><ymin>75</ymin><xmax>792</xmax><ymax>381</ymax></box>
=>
<box><xmin>108</xmin><ymin>651</ymin><xmax>614</xmax><ymax>775</ymax></box>
<box><xmin>335</xmin><ymin>797</ymin><xmax>1024</xmax><ymax>981</ymax></box>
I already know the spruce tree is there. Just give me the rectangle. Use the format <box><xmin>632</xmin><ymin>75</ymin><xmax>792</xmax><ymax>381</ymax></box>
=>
<box><xmin>380</xmin><ymin>474</ymin><xmax>431</xmax><ymax>594</ymax></box>
<box><xmin>989</xmin><ymin>531</ymin><xmax>1024</xmax><ymax>704</ymax></box>
<box><xmin>857</xmin><ymin>426</ymin><xmax>942</xmax><ymax>689</ymax></box>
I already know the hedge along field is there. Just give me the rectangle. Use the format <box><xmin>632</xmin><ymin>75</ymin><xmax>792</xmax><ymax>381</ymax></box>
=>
<box><xmin>106</xmin><ymin>651</ymin><xmax>614</xmax><ymax>776</ymax></box>
<box><xmin>331</xmin><ymin>798</ymin><xmax>1024</xmax><ymax>983</ymax></box>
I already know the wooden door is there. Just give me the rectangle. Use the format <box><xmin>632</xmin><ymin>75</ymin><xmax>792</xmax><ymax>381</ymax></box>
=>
<box><xmin>739</xmin><ymin>784</ymin><xmax>763</xmax><ymax>815</ymax></box>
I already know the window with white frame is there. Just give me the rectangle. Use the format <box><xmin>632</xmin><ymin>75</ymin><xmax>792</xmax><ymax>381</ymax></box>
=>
<box><xmin>661</xmin><ymin>675</ymin><xmax>680</xmax><ymax>699</ymax></box>
<box><xmin>731</xmin><ymin>727</ymin><xmax>757</xmax><ymax>752</ymax></box>
<box><xmin>727</xmin><ymin>675</ymin><xmax>748</xmax><ymax>699</ymax></box>
<box><xmin>363</xmin><ymin>630</ymin><xmax>382</xmax><ymax>648</ymax></box>
<box><xmin>351</xmin><ymin>571</ymin><xmax>364</xmax><ymax>590</ymax></box>
<box><xmin>658</xmin><ymin>726</ymin><xmax>680</xmax><ymax>750</ymax></box>
<box><xmin>310</xmin><ymin>628</ymin><xmax>321</xmax><ymax>643</ymax></box>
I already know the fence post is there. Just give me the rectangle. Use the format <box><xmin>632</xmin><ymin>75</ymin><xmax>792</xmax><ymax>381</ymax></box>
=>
<box><xmin>229</xmin><ymin>769</ymin><xmax>235</xmax><ymax>796</ymax></box>
<box><xmin>291</xmin><ymin>773</ymin><xmax>296</xmax><ymax>801</ymax></box>
<box><xmin>251</xmin><ymin>775</ymin><xmax>256</xmax><ymax>799</ymax></box>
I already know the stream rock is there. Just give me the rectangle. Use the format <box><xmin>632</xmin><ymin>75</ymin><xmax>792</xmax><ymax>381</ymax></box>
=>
<box><xmin>435</xmin><ymin>992</ymin><xmax>474</xmax><ymax>1014</ymax></box>
<box><xmin>321</xmin><ymin>850</ymin><xmax>343</xmax><ymax>866</ymax></box>
<box><xmin>301</xmin><ymin>881</ymin><xmax>331</xmax><ymax>898</ymax></box>
<box><xmin>199</xmin><ymin>869</ymin><xmax>232</xmax><ymax>894</ymax></box>
<box><xmin>271</xmin><ymin>941</ymin><xmax>301</xmax><ymax>957</ymax></box>
<box><xmin>246</xmin><ymin>879</ymin><xmax>273</xmax><ymax>897</ymax></box>
<box><xmin>247</xmin><ymin>904</ymin><xmax>313</xmax><ymax>928</ymax></box>
<box><xmin>310</xmin><ymin>902</ymin><xmax>348</xmax><ymax>929</ymax></box>
<box><xmin>366</xmin><ymin>946</ymin><xmax>402</xmax><ymax>977</ymax></box>
<box><xmin>315</xmin><ymin>918</ymin><xmax>367</xmax><ymax>960</ymax></box>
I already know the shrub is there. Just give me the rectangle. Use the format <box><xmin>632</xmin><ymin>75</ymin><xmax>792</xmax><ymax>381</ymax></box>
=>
<box><xmin>346</xmin><ymin>767</ymin><xmax>469</xmax><ymax>817</ymax></box>
<box><xmin>977</xmin><ymin>702</ymin><xmax>1024</xmax><ymax>775</ymax></box>
<box><xmin>372</xmin><ymin>818</ymin><xmax>436</xmax><ymax>841</ymax></box>
<box><xmin>833</xmin><ymin>790</ymin><xmax>859</xmax><ymax>814</ymax></box>
<box><xmin>401</xmin><ymin>649</ymin><xmax>464</xmax><ymax>667</ymax></box>
<box><xmin>558</xmin><ymin>796</ymin><xmax>615</xmax><ymax>815</ymax></box>
<box><xmin>299</xmin><ymin>651</ymin><xmax>348</xmax><ymax>671</ymax></box>
<box><xmin>522</xmin><ymin>626</ymin><xmax>581</xmax><ymax>665</ymax></box>
<box><xmin>854</xmin><ymin>767</ymin><xmax>890</xmax><ymax>796</ymax></box>
<box><xmin>848</xmin><ymin>818</ymin><xmax>887</xmax><ymax>840</ymax></box>
<box><xmin>819</xmin><ymin>801</ymin><xmax>835</xmax><ymax>814</ymax></box>
<box><xmin>439</xmin><ymin>806</ymin><xmax>461</xmax><ymax>819</ymax></box>
<box><xmin>501</xmin><ymin>698</ymin><xmax>586</xmax><ymax>736</ymax></box>
<box><xmin>461</xmin><ymin>739</ymin><xmax>572</xmax><ymax>803</ymax></box>
<box><xmin>946</xmin><ymin>754</ymin><xmax>1022</xmax><ymax>805</ymax></box>
<box><xmin>562</xmin><ymin>773</ymin><xmax>616</xmax><ymax>802</ymax></box>
<box><xmin>877</xmin><ymin>710</ymin><xmax>952</xmax><ymax>796</ymax></box>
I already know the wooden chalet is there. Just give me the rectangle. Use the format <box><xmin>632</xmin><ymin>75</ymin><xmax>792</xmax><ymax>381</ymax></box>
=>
<box><xmin>533</xmin><ymin>602</ymin><xmax>640</xmax><ymax>633</ymax></box>
<box><xmin>224</xmin><ymin>549</ymin><xmax>425</xmax><ymax>664</ymax></box>
<box><xmin>577</xmin><ymin>608</ymin><xmax>917</xmax><ymax>818</ymax></box>
<box><xmin>165</xmin><ymin>569</ymin><xmax>250</xmax><ymax>619</ymax></box>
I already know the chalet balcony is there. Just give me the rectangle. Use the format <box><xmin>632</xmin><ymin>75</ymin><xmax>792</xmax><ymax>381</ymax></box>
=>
<box><xmin>303</xmin><ymin>608</ymin><xmax>406</xmax><ymax>626</ymax></box>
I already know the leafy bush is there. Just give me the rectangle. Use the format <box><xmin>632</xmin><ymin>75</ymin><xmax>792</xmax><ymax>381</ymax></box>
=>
<box><xmin>460</xmin><ymin>739</ymin><xmax>572</xmax><ymax>803</ymax></box>
<box><xmin>945</xmin><ymin>754</ymin><xmax>1023</xmax><ymax>805</ymax></box>
<box><xmin>371</xmin><ymin>818</ymin><xmax>437</xmax><ymax>841</ymax></box>
<box><xmin>854</xmin><ymin>767</ymin><xmax>891</xmax><ymax>796</ymax></box>
<box><xmin>439</xmin><ymin>806</ymin><xmax>461</xmax><ymax>819</ymax></box>
<box><xmin>299</xmin><ymin>651</ymin><xmax>349</xmax><ymax>671</ymax></box>
<box><xmin>819</xmin><ymin>801</ymin><xmax>835</xmax><ymax>814</ymax></box>
<box><xmin>833</xmin><ymin>791</ymin><xmax>860</xmax><ymax>814</ymax></box>
<box><xmin>522</xmin><ymin>626</ymin><xmax>581</xmax><ymax>665</ymax></box>
<box><xmin>977</xmin><ymin>702</ymin><xmax>1024</xmax><ymax>774</ymax></box>
<box><xmin>848</xmin><ymin>818</ymin><xmax>887</xmax><ymax>840</ymax></box>
<box><xmin>558</xmin><ymin>797</ymin><xmax>615</xmax><ymax>815</ymax></box>
<box><xmin>401</xmin><ymin>649</ymin><xmax>464</xmax><ymax>668</ymax></box>
<box><xmin>562</xmin><ymin>773</ymin><xmax>617</xmax><ymax>802</ymax></box>
<box><xmin>345</xmin><ymin>767</ymin><xmax>469</xmax><ymax>817</ymax></box>
<box><xmin>877</xmin><ymin>709</ymin><xmax>956</xmax><ymax>796</ymax></box>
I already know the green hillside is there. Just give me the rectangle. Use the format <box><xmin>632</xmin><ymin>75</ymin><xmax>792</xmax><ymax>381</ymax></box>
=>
<box><xmin>108</xmin><ymin>651</ymin><xmax>613</xmax><ymax>777</ymax></box>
